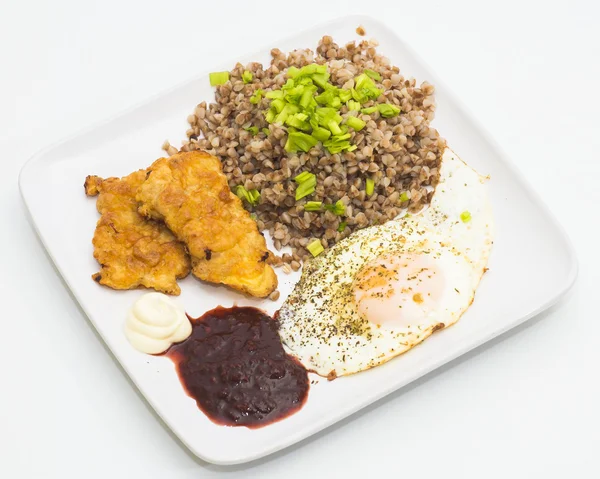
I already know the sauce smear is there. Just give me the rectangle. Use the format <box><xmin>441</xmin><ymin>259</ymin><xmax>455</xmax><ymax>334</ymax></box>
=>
<box><xmin>166</xmin><ymin>306</ymin><xmax>309</xmax><ymax>428</ymax></box>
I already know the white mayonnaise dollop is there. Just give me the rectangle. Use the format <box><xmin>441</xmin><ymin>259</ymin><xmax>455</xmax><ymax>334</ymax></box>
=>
<box><xmin>124</xmin><ymin>292</ymin><xmax>192</xmax><ymax>354</ymax></box>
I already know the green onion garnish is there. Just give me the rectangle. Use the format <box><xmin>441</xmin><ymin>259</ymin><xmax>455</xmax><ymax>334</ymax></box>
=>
<box><xmin>209</xmin><ymin>71</ymin><xmax>229</xmax><ymax>86</ymax></box>
<box><xmin>346</xmin><ymin>116</ymin><xmax>366</xmax><ymax>131</ymax></box>
<box><xmin>364</xmin><ymin>69</ymin><xmax>382</xmax><ymax>81</ymax></box>
<box><xmin>294</xmin><ymin>171</ymin><xmax>317</xmax><ymax>200</ymax></box>
<box><xmin>460</xmin><ymin>211</ymin><xmax>472</xmax><ymax>223</ymax></box>
<box><xmin>249</xmin><ymin>89</ymin><xmax>264</xmax><ymax>105</ymax></box>
<box><xmin>337</xmin><ymin>221</ymin><xmax>347</xmax><ymax>232</ymax></box>
<box><xmin>250</xmin><ymin>213</ymin><xmax>258</xmax><ymax>221</ymax></box>
<box><xmin>265</xmin><ymin>109</ymin><xmax>276</xmax><ymax>123</ymax></box>
<box><xmin>377</xmin><ymin>103</ymin><xmax>401</xmax><ymax>118</ymax></box>
<box><xmin>304</xmin><ymin>201</ymin><xmax>323</xmax><ymax>211</ymax></box>
<box><xmin>399</xmin><ymin>192</ymin><xmax>409</xmax><ymax>202</ymax></box>
<box><xmin>266</xmin><ymin>90</ymin><xmax>284</xmax><ymax>100</ymax></box>
<box><xmin>259</xmin><ymin>63</ymin><xmax>394</xmax><ymax>154</ymax></box>
<box><xmin>307</xmin><ymin>239</ymin><xmax>325</xmax><ymax>257</ymax></box>
<box><xmin>262</xmin><ymin>128</ymin><xmax>270</xmax><ymax>136</ymax></box>
<box><xmin>294</xmin><ymin>171</ymin><xmax>314</xmax><ymax>184</ymax></box>
<box><xmin>360</xmin><ymin>106</ymin><xmax>378</xmax><ymax>114</ymax></box>
<box><xmin>244</xmin><ymin>126</ymin><xmax>258</xmax><ymax>136</ymax></box>
<box><xmin>324</xmin><ymin>199</ymin><xmax>345</xmax><ymax>216</ymax></box>
<box><xmin>295</xmin><ymin>179</ymin><xmax>317</xmax><ymax>200</ymax></box>
<box><xmin>311</xmin><ymin>127</ymin><xmax>331</xmax><ymax>142</ymax></box>
<box><xmin>235</xmin><ymin>186</ymin><xmax>261</xmax><ymax>206</ymax></box>
<box><xmin>347</xmin><ymin>100</ymin><xmax>361</xmax><ymax>111</ymax></box>
<box><xmin>285</xmin><ymin>131</ymin><xmax>318</xmax><ymax>153</ymax></box>
<box><xmin>242</xmin><ymin>70</ymin><xmax>253</xmax><ymax>84</ymax></box>
<box><xmin>366</xmin><ymin>178</ymin><xmax>375</xmax><ymax>196</ymax></box>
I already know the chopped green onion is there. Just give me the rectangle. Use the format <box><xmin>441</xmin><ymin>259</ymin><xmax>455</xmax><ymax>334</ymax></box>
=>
<box><xmin>249</xmin><ymin>189</ymin><xmax>260</xmax><ymax>204</ymax></box>
<box><xmin>250</xmin><ymin>213</ymin><xmax>258</xmax><ymax>221</ymax></box>
<box><xmin>299</xmin><ymin>86</ymin><xmax>317</xmax><ymax>108</ymax></box>
<box><xmin>262</xmin><ymin>128</ymin><xmax>270</xmax><ymax>136</ymax></box>
<box><xmin>347</xmin><ymin>100</ymin><xmax>361</xmax><ymax>111</ymax></box>
<box><xmin>259</xmin><ymin>63</ymin><xmax>392</xmax><ymax>154</ymax></box>
<box><xmin>265</xmin><ymin>108</ymin><xmax>276</xmax><ymax>123</ymax></box>
<box><xmin>377</xmin><ymin>103</ymin><xmax>401</xmax><ymax>118</ymax></box>
<box><xmin>242</xmin><ymin>70</ymin><xmax>253</xmax><ymax>83</ymax></box>
<box><xmin>327</xmin><ymin>120</ymin><xmax>342</xmax><ymax>135</ymax></box>
<box><xmin>235</xmin><ymin>186</ymin><xmax>261</xmax><ymax>206</ymax></box>
<box><xmin>346</xmin><ymin>116</ymin><xmax>366</xmax><ymax>131</ymax></box>
<box><xmin>460</xmin><ymin>211</ymin><xmax>472</xmax><ymax>223</ymax></box>
<box><xmin>311</xmin><ymin>72</ymin><xmax>331</xmax><ymax>90</ymax></box>
<box><xmin>337</xmin><ymin>221</ymin><xmax>347</xmax><ymax>232</ymax></box>
<box><xmin>307</xmin><ymin>239</ymin><xmax>324</xmax><ymax>257</ymax></box>
<box><xmin>338</xmin><ymin>89</ymin><xmax>352</xmax><ymax>103</ymax></box>
<box><xmin>287</xmin><ymin>66</ymin><xmax>300</xmax><ymax>78</ymax></box>
<box><xmin>366</xmin><ymin>178</ymin><xmax>375</xmax><ymax>196</ymax></box>
<box><xmin>297</xmin><ymin>76</ymin><xmax>315</xmax><ymax>86</ymax></box>
<box><xmin>304</xmin><ymin>201</ymin><xmax>323</xmax><ymax>211</ymax></box>
<box><xmin>271</xmin><ymin>98</ymin><xmax>285</xmax><ymax>113</ymax></box>
<box><xmin>285</xmin><ymin>113</ymin><xmax>311</xmax><ymax>131</ymax></box>
<box><xmin>285</xmin><ymin>131</ymin><xmax>318</xmax><ymax>153</ymax></box>
<box><xmin>399</xmin><ymin>192</ymin><xmax>409</xmax><ymax>202</ymax></box>
<box><xmin>266</xmin><ymin>90</ymin><xmax>284</xmax><ymax>99</ymax></box>
<box><xmin>360</xmin><ymin>106</ymin><xmax>378</xmax><ymax>114</ymax></box>
<box><xmin>294</xmin><ymin>171</ymin><xmax>314</xmax><ymax>184</ymax></box>
<box><xmin>324</xmin><ymin>200</ymin><xmax>345</xmax><ymax>215</ymax></box>
<box><xmin>295</xmin><ymin>177</ymin><xmax>317</xmax><ymax>200</ymax></box>
<box><xmin>364</xmin><ymin>69</ymin><xmax>382</xmax><ymax>81</ymax></box>
<box><xmin>249</xmin><ymin>89</ymin><xmax>264</xmax><ymax>104</ymax></box>
<box><xmin>244</xmin><ymin>126</ymin><xmax>258</xmax><ymax>135</ymax></box>
<box><xmin>209</xmin><ymin>71</ymin><xmax>229</xmax><ymax>86</ymax></box>
<box><xmin>311</xmin><ymin>127</ymin><xmax>331</xmax><ymax>142</ymax></box>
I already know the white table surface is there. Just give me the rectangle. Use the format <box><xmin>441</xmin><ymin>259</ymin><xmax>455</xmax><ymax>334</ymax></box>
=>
<box><xmin>1</xmin><ymin>0</ymin><xmax>598</xmax><ymax>477</ymax></box>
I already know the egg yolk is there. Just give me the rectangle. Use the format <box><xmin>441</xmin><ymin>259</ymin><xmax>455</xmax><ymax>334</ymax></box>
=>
<box><xmin>353</xmin><ymin>253</ymin><xmax>445</xmax><ymax>329</ymax></box>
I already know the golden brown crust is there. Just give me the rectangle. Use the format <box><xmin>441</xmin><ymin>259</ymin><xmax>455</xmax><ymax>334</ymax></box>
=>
<box><xmin>86</xmin><ymin>170</ymin><xmax>191</xmax><ymax>295</ymax></box>
<box><xmin>136</xmin><ymin>151</ymin><xmax>277</xmax><ymax>298</ymax></box>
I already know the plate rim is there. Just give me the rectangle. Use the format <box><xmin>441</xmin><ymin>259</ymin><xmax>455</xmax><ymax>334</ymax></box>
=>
<box><xmin>18</xmin><ymin>13</ymin><xmax>578</xmax><ymax>465</ymax></box>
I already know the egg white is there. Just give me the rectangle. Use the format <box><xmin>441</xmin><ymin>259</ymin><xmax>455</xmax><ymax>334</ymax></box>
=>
<box><xmin>277</xmin><ymin>148</ymin><xmax>494</xmax><ymax>378</ymax></box>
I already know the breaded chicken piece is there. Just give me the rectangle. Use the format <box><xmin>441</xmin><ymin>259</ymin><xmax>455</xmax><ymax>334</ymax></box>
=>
<box><xmin>85</xmin><ymin>170</ymin><xmax>191</xmax><ymax>295</ymax></box>
<box><xmin>136</xmin><ymin>151</ymin><xmax>277</xmax><ymax>298</ymax></box>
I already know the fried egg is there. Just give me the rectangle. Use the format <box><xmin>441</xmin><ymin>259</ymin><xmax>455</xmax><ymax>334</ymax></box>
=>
<box><xmin>277</xmin><ymin>148</ymin><xmax>494</xmax><ymax>378</ymax></box>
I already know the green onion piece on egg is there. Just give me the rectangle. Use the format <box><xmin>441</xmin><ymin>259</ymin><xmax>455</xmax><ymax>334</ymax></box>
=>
<box><xmin>209</xmin><ymin>71</ymin><xmax>229</xmax><ymax>86</ymax></box>
<box><xmin>307</xmin><ymin>239</ymin><xmax>325</xmax><ymax>257</ymax></box>
<box><xmin>460</xmin><ymin>211</ymin><xmax>472</xmax><ymax>223</ymax></box>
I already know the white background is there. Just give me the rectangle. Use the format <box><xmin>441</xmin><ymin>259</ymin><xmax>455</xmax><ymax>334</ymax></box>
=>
<box><xmin>1</xmin><ymin>0</ymin><xmax>598</xmax><ymax>477</ymax></box>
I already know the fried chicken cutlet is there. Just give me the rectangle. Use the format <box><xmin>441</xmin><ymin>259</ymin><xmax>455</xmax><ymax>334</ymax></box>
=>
<box><xmin>136</xmin><ymin>151</ymin><xmax>277</xmax><ymax>298</ymax></box>
<box><xmin>85</xmin><ymin>171</ymin><xmax>191</xmax><ymax>295</ymax></box>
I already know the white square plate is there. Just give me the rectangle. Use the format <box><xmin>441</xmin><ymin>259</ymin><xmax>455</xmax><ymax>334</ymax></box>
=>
<box><xmin>19</xmin><ymin>15</ymin><xmax>577</xmax><ymax>465</ymax></box>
